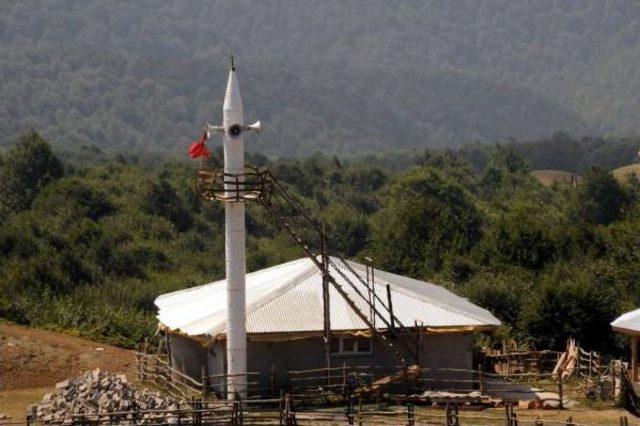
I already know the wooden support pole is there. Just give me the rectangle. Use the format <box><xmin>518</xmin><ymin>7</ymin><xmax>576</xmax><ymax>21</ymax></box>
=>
<box><xmin>346</xmin><ymin>396</ymin><xmax>354</xmax><ymax>425</ymax></box>
<box><xmin>367</xmin><ymin>257</ymin><xmax>376</xmax><ymax>329</ymax></box>
<box><xmin>321</xmin><ymin>227</ymin><xmax>331</xmax><ymax>386</ymax></box>
<box><xmin>478</xmin><ymin>363</ymin><xmax>484</xmax><ymax>394</ymax></box>
<box><xmin>386</xmin><ymin>284</ymin><xmax>395</xmax><ymax>333</ymax></box>
<box><xmin>407</xmin><ymin>403</ymin><xmax>415</xmax><ymax>426</ymax></box>
<box><xmin>270</xmin><ymin>364</ymin><xmax>276</xmax><ymax>397</ymax></box>
<box><xmin>165</xmin><ymin>331</ymin><xmax>172</xmax><ymax>366</ymax></box>
<box><xmin>632</xmin><ymin>336</ymin><xmax>638</xmax><ymax>382</ymax></box>
<box><xmin>136</xmin><ymin>352</ymin><xmax>141</xmax><ymax>382</ymax></box>
<box><xmin>558</xmin><ymin>373</ymin><xmax>564</xmax><ymax>409</ymax></box>
<box><xmin>342</xmin><ymin>362</ymin><xmax>347</xmax><ymax>397</ymax></box>
<box><xmin>201</xmin><ymin>365</ymin><xmax>209</xmax><ymax>399</ymax></box>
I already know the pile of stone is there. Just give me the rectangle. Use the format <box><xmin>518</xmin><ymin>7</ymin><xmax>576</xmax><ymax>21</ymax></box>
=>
<box><xmin>30</xmin><ymin>369</ymin><xmax>187</xmax><ymax>424</ymax></box>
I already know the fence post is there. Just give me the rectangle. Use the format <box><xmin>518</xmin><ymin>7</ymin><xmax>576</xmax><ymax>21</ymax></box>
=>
<box><xmin>346</xmin><ymin>395</ymin><xmax>354</xmax><ymax>425</ymax></box>
<box><xmin>154</xmin><ymin>356</ymin><xmax>159</xmax><ymax>389</ymax></box>
<box><xmin>504</xmin><ymin>404</ymin><xmax>509</xmax><ymax>426</ymax></box>
<box><xmin>612</xmin><ymin>362</ymin><xmax>617</xmax><ymax>400</ymax></box>
<box><xmin>201</xmin><ymin>366</ymin><xmax>209</xmax><ymax>399</ymax></box>
<box><xmin>139</xmin><ymin>353</ymin><xmax>145</xmax><ymax>382</ymax></box>
<box><xmin>284</xmin><ymin>393</ymin><xmax>291</xmax><ymax>426</ymax></box>
<box><xmin>231</xmin><ymin>401</ymin><xmax>238</xmax><ymax>426</ymax></box>
<box><xmin>136</xmin><ymin>352</ymin><xmax>141</xmax><ymax>382</ymax></box>
<box><xmin>279</xmin><ymin>390</ymin><xmax>284</xmax><ymax>426</ymax></box>
<box><xmin>505</xmin><ymin>403</ymin><xmax>517</xmax><ymax>426</ymax></box>
<box><xmin>270</xmin><ymin>364</ymin><xmax>276</xmax><ymax>397</ymax></box>
<box><xmin>237</xmin><ymin>392</ymin><xmax>244</xmax><ymax>426</ymax></box>
<box><xmin>558</xmin><ymin>374</ymin><xmax>564</xmax><ymax>409</ymax></box>
<box><xmin>342</xmin><ymin>362</ymin><xmax>347</xmax><ymax>398</ymax></box>
<box><xmin>478</xmin><ymin>363</ymin><xmax>485</xmax><ymax>393</ymax></box>
<box><xmin>446</xmin><ymin>404</ymin><xmax>453</xmax><ymax>426</ymax></box>
<box><xmin>407</xmin><ymin>403</ymin><xmax>415</xmax><ymax>426</ymax></box>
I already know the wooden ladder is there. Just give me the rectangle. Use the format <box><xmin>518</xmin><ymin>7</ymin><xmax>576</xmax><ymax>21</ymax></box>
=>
<box><xmin>259</xmin><ymin>176</ymin><xmax>417</xmax><ymax>366</ymax></box>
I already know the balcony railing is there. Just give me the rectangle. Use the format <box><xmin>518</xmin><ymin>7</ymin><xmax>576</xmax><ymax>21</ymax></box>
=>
<box><xmin>195</xmin><ymin>165</ymin><xmax>274</xmax><ymax>203</ymax></box>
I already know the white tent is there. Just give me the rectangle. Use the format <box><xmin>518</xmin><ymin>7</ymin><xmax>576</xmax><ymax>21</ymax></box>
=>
<box><xmin>156</xmin><ymin>257</ymin><xmax>500</xmax><ymax>340</ymax></box>
<box><xmin>612</xmin><ymin>308</ymin><xmax>640</xmax><ymax>381</ymax></box>
<box><xmin>611</xmin><ymin>308</ymin><xmax>640</xmax><ymax>335</ymax></box>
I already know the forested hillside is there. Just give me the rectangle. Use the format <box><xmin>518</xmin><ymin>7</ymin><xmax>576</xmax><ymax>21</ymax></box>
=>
<box><xmin>2</xmin><ymin>132</ymin><xmax>640</xmax><ymax>355</ymax></box>
<box><xmin>1</xmin><ymin>1</ymin><xmax>640</xmax><ymax>157</ymax></box>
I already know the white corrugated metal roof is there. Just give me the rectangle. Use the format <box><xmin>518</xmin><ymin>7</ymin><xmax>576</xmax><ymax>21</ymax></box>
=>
<box><xmin>155</xmin><ymin>257</ymin><xmax>501</xmax><ymax>337</ymax></box>
<box><xmin>611</xmin><ymin>308</ymin><xmax>640</xmax><ymax>334</ymax></box>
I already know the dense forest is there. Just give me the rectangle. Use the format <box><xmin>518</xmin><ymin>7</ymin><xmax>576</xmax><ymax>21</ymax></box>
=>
<box><xmin>1</xmin><ymin>1</ymin><xmax>640</xmax><ymax>157</ymax></box>
<box><xmin>2</xmin><ymin>131</ymin><xmax>640</xmax><ymax>356</ymax></box>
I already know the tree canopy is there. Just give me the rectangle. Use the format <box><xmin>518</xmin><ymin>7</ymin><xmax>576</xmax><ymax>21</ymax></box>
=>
<box><xmin>1</xmin><ymin>133</ymin><xmax>638</xmax><ymax>355</ymax></box>
<box><xmin>1</xmin><ymin>1</ymin><xmax>640</xmax><ymax>157</ymax></box>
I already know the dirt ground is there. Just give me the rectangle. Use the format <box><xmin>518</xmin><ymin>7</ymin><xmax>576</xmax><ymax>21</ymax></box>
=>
<box><xmin>0</xmin><ymin>323</ymin><xmax>136</xmax><ymax>420</ymax></box>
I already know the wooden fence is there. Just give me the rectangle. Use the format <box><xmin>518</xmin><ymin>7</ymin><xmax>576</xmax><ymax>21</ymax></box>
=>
<box><xmin>575</xmin><ymin>347</ymin><xmax>602</xmax><ymax>379</ymax></box>
<box><xmin>137</xmin><ymin>352</ymin><xmax>581</xmax><ymax>407</ymax></box>
<box><xmin>484</xmin><ymin>350</ymin><xmax>562</xmax><ymax>378</ymax></box>
<box><xmin>137</xmin><ymin>353</ymin><xmax>498</xmax><ymax>401</ymax></box>
<box><xmin>19</xmin><ymin>397</ymin><xmax>633</xmax><ymax>426</ymax></box>
<box><xmin>483</xmin><ymin>339</ymin><xmax>606</xmax><ymax>382</ymax></box>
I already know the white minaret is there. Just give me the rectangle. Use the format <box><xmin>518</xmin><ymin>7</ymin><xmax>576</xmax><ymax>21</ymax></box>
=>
<box><xmin>207</xmin><ymin>59</ymin><xmax>260</xmax><ymax>398</ymax></box>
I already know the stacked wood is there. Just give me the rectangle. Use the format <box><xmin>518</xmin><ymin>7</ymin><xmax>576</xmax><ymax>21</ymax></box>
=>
<box><xmin>553</xmin><ymin>338</ymin><xmax>578</xmax><ymax>380</ymax></box>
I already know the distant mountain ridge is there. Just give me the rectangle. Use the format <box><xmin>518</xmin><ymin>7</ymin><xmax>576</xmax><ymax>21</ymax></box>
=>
<box><xmin>0</xmin><ymin>1</ymin><xmax>639</xmax><ymax>156</ymax></box>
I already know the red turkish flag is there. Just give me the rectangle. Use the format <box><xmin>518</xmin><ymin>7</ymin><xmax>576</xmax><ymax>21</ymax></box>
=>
<box><xmin>188</xmin><ymin>131</ymin><xmax>210</xmax><ymax>159</ymax></box>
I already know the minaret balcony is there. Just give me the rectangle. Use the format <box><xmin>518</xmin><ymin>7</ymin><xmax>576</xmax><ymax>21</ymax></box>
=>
<box><xmin>196</xmin><ymin>165</ymin><xmax>274</xmax><ymax>203</ymax></box>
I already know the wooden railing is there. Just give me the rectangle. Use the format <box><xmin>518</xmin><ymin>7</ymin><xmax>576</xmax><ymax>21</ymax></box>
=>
<box><xmin>137</xmin><ymin>352</ymin><xmax>205</xmax><ymax>398</ymax></box>
<box><xmin>576</xmin><ymin>347</ymin><xmax>602</xmax><ymax>378</ymax></box>
<box><xmin>22</xmin><ymin>396</ymin><xmax>630</xmax><ymax>426</ymax></box>
<box><xmin>484</xmin><ymin>349</ymin><xmax>562</xmax><ymax>378</ymax></box>
<box><xmin>137</xmin><ymin>352</ymin><xmax>267</xmax><ymax>399</ymax></box>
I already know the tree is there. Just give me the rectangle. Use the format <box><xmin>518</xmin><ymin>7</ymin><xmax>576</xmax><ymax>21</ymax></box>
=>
<box><xmin>482</xmin><ymin>202</ymin><xmax>565</xmax><ymax>269</ymax></box>
<box><xmin>371</xmin><ymin>167</ymin><xmax>482</xmax><ymax>277</ymax></box>
<box><xmin>479</xmin><ymin>145</ymin><xmax>532</xmax><ymax>198</ymax></box>
<box><xmin>520</xmin><ymin>267</ymin><xmax>619</xmax><ymax>353</ymax></box>
<box><xmin>322</xmin><ymin>204</ymin><xmax>369</xmax><ymax>257</ymax></box>
<box><xmin>0</xmin><ymin>132</ymin><xmax>64</xmax><ymax>219</ymax></box>
<box><xmin>143</xmin><ymin>178</ymin><xmax>193</xmax><ymax>232</ymax></box>
<box><xmin>573</xmin><ymin>167</ymin><xmax>630</xmax><ymax>225</ymax></box>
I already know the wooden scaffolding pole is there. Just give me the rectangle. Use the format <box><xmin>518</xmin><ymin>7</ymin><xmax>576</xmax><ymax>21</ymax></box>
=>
<box><xmin>632</xmin><ymin>335</ymin><xmax>638</xmax><ymax>382</ymax></box>
<box><xmin>321</xmin><ymin>227</ymin><xmax>331</xmax><ymax>386</ymax></box>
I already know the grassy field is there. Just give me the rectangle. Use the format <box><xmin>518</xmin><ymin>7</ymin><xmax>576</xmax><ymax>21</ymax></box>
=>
<box><xmin>612</xmin><ymin>164</ymin><xmax>640</xmax><ymax>184</ymax></box>
<box><xmin>531</xmin><ymin>170</ymin><xmax>580</xmax><ymax>187</ymax></box>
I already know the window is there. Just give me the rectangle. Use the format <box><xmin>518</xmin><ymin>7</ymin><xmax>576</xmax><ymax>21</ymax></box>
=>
<box><xmin>342</xmin><ymin>337</ymin><xmax>355</xmax><ymax>352</ymax></box>
<box><xmin>330</xmin><ymin>335</ymin><xmax>372</xmax><ymax>355</ymax></box>
<box><xmin>330</xmin><ymin>336</ymin><xmax>340</xmax><ymax>353</ymax></box>
<box><xmin>358</xmin><ymin>337</ymin><xmax>371</xmax><ymax>353</ymax></box>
